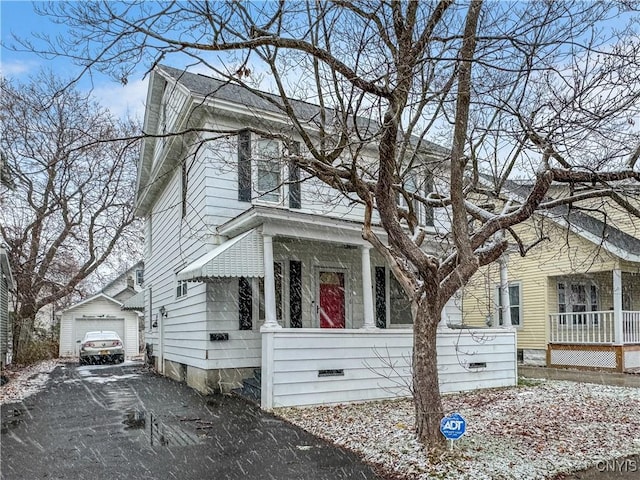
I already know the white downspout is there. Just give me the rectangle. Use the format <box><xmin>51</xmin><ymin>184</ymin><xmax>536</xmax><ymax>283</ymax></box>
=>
<box><xmin>499</xmin><ymin>254</ymin><xmax>512</xmax><ymax>327</ymax></box>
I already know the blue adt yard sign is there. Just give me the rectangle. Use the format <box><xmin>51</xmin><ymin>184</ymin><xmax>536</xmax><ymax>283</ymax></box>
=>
<box><xmin>440</xmin><ymin>412</ymin><xmax>466</xmax><ymax>441</ymax></box>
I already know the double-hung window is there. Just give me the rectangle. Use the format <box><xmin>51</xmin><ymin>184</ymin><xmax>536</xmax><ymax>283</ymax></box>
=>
<box><xmin>238</xmin><ymin>131</ymin><xmax>300</xmax><ymax>207</ymax></box>
<box><xmin>255</xmin><ymin>138</ymin><xmax>281</xmax><ymax>202</ymax></box>
<box><xmin>374</xmin><ymin>266</ymin><xmax>413</xmax><ymax>328</ymax></box>
<box><xmin>557</xmin><ymin>281</ymin><xmax>598</xmax><ymax>325</ymax></box>
<box><xmin>496</xmin><ymin>282</ymin><xmax>521</xmax><ymax>326</ymax></box>
<box><xmin>176</xmin><ymin>279</ymin><xmax>188</xmax><ymax>298</ymax></box>
<box><xmin>398</xmin><ymin>171</ymin><xmax>434</xmax><ymax>227</ymax></box>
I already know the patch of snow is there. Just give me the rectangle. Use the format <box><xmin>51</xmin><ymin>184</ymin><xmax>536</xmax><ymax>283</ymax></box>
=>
<box><xmin>80</xmin><ymin>373</ymin><xmax>140</xmax><ymax>384</ymax></box>
<box><xmin>276</xmin><ymin>380</ymin><xmax>640</xmax><ymax>479</ymax></box>
<box><xmin>0</xmin><ymin>360</ymin><xmax>61</xmax><ymax>405</ymax></box>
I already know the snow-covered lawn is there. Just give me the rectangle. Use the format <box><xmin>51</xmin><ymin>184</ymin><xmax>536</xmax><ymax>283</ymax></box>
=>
<box><xmin>277</xmin><ymin>380</ymin><xmax>640</xmax><ymax>480</ymax></box>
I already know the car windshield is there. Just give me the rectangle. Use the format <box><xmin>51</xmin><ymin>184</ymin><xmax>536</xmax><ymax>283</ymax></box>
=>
<box><xmin>83</xmin><ymin>331</ymin><xmax>121</xmax><ymax>342</ymax></box>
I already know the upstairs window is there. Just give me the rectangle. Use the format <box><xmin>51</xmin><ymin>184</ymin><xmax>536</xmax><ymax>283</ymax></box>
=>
<box><xmin>398</xmin><ymin>172</ymin><xmax>434</xmax><ymax>227</ymax></box>
<box><xmin>255</xmin><ymin>138</ymin><xmax>281</xmax><ymax>202</ymax></box>
<box><xmin>238</xmin><ymin>132</ymin><xmax>287</xmax><ymax>204</ymax></box>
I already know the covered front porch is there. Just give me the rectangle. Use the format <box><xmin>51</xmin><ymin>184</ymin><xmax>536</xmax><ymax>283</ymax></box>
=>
<box><xmin>548</xmin><ymin>269</ymin><xmax>640</xmax><ymax>372</ymax></box>
<box><xmin>176</xmin><ymin>206</ymin><xmax>517</xmax><ymax>405</ymax></box>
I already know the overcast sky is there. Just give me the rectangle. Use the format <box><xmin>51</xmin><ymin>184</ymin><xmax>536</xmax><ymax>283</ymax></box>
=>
<box><xmin>1</xmin><ymin>1</ymin><xmax>149</xmax><ymax>121</ymax></box>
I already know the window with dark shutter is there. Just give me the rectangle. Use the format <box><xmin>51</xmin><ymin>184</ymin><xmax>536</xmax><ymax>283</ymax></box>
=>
<box><xmin>238</xmin><ymin>130</ymin><xmax>252</xmax><ymax>202</ymax></box>
<box><xmin>375</xmin><ymin>266</ymin><xmax>386</xmax><ymax>328</ymax></box>
<box><xmin>289</xmin><ymin>260</ymin><xmax>302</xmax><ymax>327</ymax></box>
<box><xmin>288</xmin><ymin>141</ymin><xmax>301</xmax><ymax>209</ymax></box>
<box><xmin>238</xmin><ymin>277</ymin><xmax>252</xmax><ymax>330</ymax></box>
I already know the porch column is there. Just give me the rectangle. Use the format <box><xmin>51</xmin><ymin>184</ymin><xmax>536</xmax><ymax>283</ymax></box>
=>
<box><xmin>360</xmin><ymin>246</ymin><xmax>376</xmax><ymax>329</ymax></box>
<box><xmin>613</xmin><ymin>268</ymin><xmax>623</xmax><ymax>344</ymax></box>
<box><xmin>262</xmin><ymin>234</ymin><xmax>280</xmax><ymax>329</ymax></box>
<box><xmin>499</xmin><ymin>255</ymin><xmax>512</xmax><ymax>327</ymax></box>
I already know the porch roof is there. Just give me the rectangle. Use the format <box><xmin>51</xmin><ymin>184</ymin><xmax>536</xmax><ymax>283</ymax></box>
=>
<box><xmin>176</xmin><ymin>229</ymin><xmax>264</xmax><ymax>281</ymax></box>
<box><xmin>217</xmin><ymin>205</ymin><xmax>388</xmax><ymax>247</ymax></box>
<box><xmin>121</xmin><ymin>290</ymin><xmax>145</xmax><ymax>311</ymax></box>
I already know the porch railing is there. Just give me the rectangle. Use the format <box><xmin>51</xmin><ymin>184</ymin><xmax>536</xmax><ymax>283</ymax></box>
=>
<box><xmin>624</xmin><ymin>311</ymin><xmax>640</xmax><ymax>344</ymax></box>
<box><xmin>549</xmin><ymin>311</ymin><xmax>614</xmax><ymax>344</ymax></box>
<box><xmin>549</xmin><ymin>311</ymin><xmax>640</xmax><ymax>344</ymax></box>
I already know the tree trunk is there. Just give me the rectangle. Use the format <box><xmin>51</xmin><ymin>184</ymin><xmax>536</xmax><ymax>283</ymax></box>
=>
<box><xmin>413</xmin><ymin>295</ymin><xmax>446</xmax><ymax>450</ymax></box>
<box><xmin>12</xmin><ymin>304</ymin><xmax>37</xmax><ymax>364</ymax></box>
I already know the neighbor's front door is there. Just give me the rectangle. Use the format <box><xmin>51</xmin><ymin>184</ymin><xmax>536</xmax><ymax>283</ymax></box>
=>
<box><xmin>318</xmin><ymin>271</ymin><xmax>345</xmax><ymax>328</ymax></box>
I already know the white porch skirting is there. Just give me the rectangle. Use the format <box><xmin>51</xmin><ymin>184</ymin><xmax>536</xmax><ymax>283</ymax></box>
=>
<box><xmin>260</xmin><ymin>327</ymin><xmax>517</xmax><ymax>409</ymax></box>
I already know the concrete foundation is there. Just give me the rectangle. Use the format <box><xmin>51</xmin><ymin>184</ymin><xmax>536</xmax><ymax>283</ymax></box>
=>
<box><xmin>150</xmin><ymin>356</ymin><xmax>256</xmax><ymax>394</ymax></box>
<box><xmin>523</xmin><ymin>349</ymin><xmax>546</xmax><ymax>367</ymax></box>
<box><xmin>164</xmin><ymin>359</ymin><xmax>186</xmax><ymax>382</ymax></box>
<box><xmin>186</xmin><ymin>365</ymin><xmax>255</xmax><ymax>395</ymax></box>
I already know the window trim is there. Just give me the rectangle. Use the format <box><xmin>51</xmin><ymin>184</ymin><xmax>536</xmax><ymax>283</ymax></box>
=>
<box><xmin>176</xmin><ymin>279</ymin><xmax>188</xmax><ymax>299</ymax></box>
<box><xmin>495</xmin><ymin>281</ymin><xmax>522</xmax><ymax>327</ymax></box>
<box><xmin>397</xmin><ymin>171</ymin><xmax>434</xmax><ymax>228</ymax></box>
<box><xmin>253</xmin><ymin>137</ymin><xmax>283</xmax><ymax>204</ymax></box>
<box><xmin>556</xmin><ymin>279</ymin><xmax>599</xmax><ymax>325</ymax></box>
<box><xmin>375</xmin><ymin>266</ymin><xmax>413</xmax><ymax>329</ymax></box>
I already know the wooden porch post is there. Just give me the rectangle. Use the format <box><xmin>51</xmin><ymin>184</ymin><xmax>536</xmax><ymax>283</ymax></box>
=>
<box><xmin>262</xmin><ymin>234</ymin><xmax>280</xmax><ymax>329</ymax></box>
<box><xmin>613</xmin><ymin>268</ymin><xmax>623</xmax><ymax>345</ymax></box>
<box><xmin>361</xmin><ymin>246</ymin><xmax>376</xmax><ymax>329</ymax></box>
<box><xmin>499</xmin><ymin>255</ymin><xmax>512</xmax><ymax>327</ymax></box>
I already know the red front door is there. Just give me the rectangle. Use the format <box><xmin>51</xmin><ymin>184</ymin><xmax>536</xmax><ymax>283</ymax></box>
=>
<box><xmin>319</xmin><ymin>271</ymin><xmax>345</xmax><ymax>328</ymax></box>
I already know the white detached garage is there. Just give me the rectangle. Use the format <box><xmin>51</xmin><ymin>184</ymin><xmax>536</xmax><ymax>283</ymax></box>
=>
<box><xmin>59</xmin><ymin>293</ymin><xmax>139</xmax><ymax>360</ymax></box>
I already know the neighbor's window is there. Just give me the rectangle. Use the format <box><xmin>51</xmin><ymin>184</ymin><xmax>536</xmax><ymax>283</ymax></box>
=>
<box><xmin>176</xmin><ymin>279</ymin><xmax>188</xmax><ymax>298</ymax></box>
<box><xmin>557</xmin><ymin>281</ymin><xmax>599</xmax><ymax>325</ymax></box>
<box><xmin>255</xmin><ymin>138</ymin><xmax>281</xmax><ymax>202</ymax></box>
<box><xmin>497</xmin><ymin>282</ymin><xmax>521</xmax><ymax>326</ymax></box>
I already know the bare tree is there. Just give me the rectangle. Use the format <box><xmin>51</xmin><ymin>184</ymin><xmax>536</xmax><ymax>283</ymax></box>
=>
<box><xmin>16</xmin><ymin>0</ymin><xmax>640</xmax><ymax>447</ymax></box>
<box><xmin>0</xmin><ymin>72</ymin><xmax>141</xmax><ymax>363</ymax></box>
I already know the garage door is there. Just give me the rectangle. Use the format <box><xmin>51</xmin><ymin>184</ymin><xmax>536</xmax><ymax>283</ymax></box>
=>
<box><xmin>73</xmin><ymin>318</ymin><xmax>125</xmax><ymax>356</ymax></box>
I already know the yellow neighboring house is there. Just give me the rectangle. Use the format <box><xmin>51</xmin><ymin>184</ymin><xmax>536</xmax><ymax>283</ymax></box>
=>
<box><xmin>462</xmin><ymin>184</ymin><xmax>640</xmax><ymax>372</ymax></box>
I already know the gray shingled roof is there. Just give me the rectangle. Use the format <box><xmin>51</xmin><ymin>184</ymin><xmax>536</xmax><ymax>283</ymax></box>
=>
<box><xmin>159</xmin><ymin>65</ymin><xmax>322</xmax><ymax>123</ymax></box>
<box><xmin>157</xmin><ymin>65</ymin><xmax>448</xmax><ymax>154</ymax></box>
<box><xmin>483</xmin><ymin>174</ymin><xmax>640</xmax><ymax>257</ymax></box>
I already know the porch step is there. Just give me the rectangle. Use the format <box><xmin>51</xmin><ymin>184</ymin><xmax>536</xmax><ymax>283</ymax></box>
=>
<box><xmin>232</xmin><ymin>369</ymin><xmax>262</xmax><ymax>404</ymax></box>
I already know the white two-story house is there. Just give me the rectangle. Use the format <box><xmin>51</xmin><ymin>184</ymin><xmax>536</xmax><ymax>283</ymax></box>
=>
<box><xmin>136</xmin><ymin>65</ymin><xmax>516</xmax><ymax>408</ymax></box>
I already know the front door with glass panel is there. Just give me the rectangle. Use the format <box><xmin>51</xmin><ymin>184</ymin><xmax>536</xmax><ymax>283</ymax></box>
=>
<box><xmin>318</xmin><ymin>271</ymin><xmax>345</xmax><ymax>328</ymax></box>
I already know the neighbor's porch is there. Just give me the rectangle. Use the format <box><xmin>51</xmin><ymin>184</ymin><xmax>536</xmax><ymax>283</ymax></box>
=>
<box><xmin>547</xmin><ymin>269</ymin><xmax>640</xmax><ymax>372</ymax></box>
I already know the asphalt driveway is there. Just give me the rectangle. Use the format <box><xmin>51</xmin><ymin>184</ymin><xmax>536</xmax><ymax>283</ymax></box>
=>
<box><xmin>0</xmin><ymin>362</ymin><xmax>385</xmax><ymax>480</ymax></box>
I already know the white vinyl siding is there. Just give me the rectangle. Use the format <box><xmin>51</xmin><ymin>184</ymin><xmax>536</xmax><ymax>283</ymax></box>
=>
<box><xmin>263</xmin><ymin>328</ymin><xmax>516</xmax><ymax>408</ymax></box>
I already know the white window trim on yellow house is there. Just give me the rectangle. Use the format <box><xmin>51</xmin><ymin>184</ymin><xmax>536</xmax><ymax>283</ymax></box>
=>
<box><xmin>495</xmin><ymin>281</ymin><xmax>522</xmax><ymax>327</ymax></box>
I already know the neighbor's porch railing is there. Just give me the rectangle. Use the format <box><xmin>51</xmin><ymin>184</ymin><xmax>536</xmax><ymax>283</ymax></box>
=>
<box><xmin>549</xmin><ymin>310</ymin><xmax>640</xmax><ymax>344</ymax></box>
<box><xmin>624</xmin><ymin>311</ymin><xmax>640</xmax><ymax>344</ymax></box>
<box><xmin>549</xmin><ymin>311</ymin><xmax>614</xmax><ymax>344</ymax></box>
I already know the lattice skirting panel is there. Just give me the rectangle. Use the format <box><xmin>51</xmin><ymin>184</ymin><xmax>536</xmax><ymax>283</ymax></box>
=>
<box><xmin>549</xmin><ymin>346</ymin><xmax>619</xmax><ymax>370</ymax></box>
